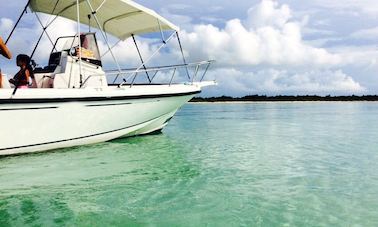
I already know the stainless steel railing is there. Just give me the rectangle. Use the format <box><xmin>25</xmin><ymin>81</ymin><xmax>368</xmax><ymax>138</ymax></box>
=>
<box><xmin>120</xmin><ymin>60</ymin><xmax>213</xmax><ymax>87</ymax></box>
<box><xmin>82</xmin><ymin>60</ymin><xmax>214</xmax><ymax>88</ymax></box>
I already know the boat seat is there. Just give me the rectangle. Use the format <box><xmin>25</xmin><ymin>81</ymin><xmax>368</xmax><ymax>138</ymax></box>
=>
<box><xmin>34</xmin><ymin>75</ymin><xmax>54</xmax><ymax>88</ymax></box>
<box><xmin>33</xmin><ymin>52</ymin><xmax>61</xmax><ymax>74</ymax></box>
<box><xmin>34</xmin><ymin>65</ymin><xmax>58</xmax><ymax>73</ymax></box>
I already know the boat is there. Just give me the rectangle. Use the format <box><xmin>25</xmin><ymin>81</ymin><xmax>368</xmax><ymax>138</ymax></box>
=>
<box><xmin>0</xmin><ymin>0</ymin><xmax>215</xmax><ymax>156</ymax></box>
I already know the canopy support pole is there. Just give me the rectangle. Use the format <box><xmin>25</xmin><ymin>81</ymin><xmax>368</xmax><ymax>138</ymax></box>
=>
<box><xmin>101</xmin><ymin>39</ymin><xmax>121</xmax><ymax>58</ymax></box>
<box><xmin>176</xmin><ymin>32</ymin><xmax>190</xmax><ymax>80</ymax></box>
<box><xmin>95</xmin><ymin>0</ymin><xmax>108</xmax><ymax>12</ymax></box>
<box><xmin>5</xmin><ymin>0</ymin><xmax>30</xmax><ymax>45</ymax></box>
<box><xmin>44</xmin><ymin>0</ymin><xmax>86</xmax><ymax>30</ymax></box>
<box><xmin>85</xmin><ymin>0</ymin><xmax>122</xmax><ymax>83</ymax></box>
<box><xmin>157</xmin><ymin>19</ymin><xmax>166</xmax><ymax>44</ymax></box>
<box><xmin>132</xmin><ymin>34</ymin><xmax>151</xmax><ymax>83</ymax></box>
<box><xmin>30</xmin><ymin>28</ymin><xmax>45</xmax><ymax>59</ymax></box>
<box><xmin>87</xmin><ymin>14</ymin><xmax>91</xmax><ymax>32</ymax></box>
<box><xmin>200</xmin><ymin>62</ymin><xmax>211</xmax><ymax>82</ymax></box>
<box><xmin>76</xmin><ymin>0</ymin><xmax>83</xmax><ymax>87</ymax></box>
<box><xmin>34</xmin><ymin>14</ymin><xmax>58</xmax><ymax>53</ymax></box>
<box><xmin>123</xmin><ymin>32</ymin><xmax>176</xmax><ymax>87</ymax></box>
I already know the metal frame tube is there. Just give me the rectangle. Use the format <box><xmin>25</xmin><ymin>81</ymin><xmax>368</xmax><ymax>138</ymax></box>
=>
<box><xmin>34</xmin><ymin>14</ymin><xmax>58</xmax><ymax>52</ymax></box>
<box><xmin>44</xmin><ymin>0</ymin><xmax>86</xmax><ymax>29</ymax></box>
<box><xmin>85</xmin><ymin>0</ymin><xmax>122</xmax><ymax>80</ymax></box>
<box><xmin>169</xmin><ymin>68</ymin><xmax>176</xmax><ymax>86</ymax></box>
<box><xmin>176</xmin><ymin>32</ymin><xmax>190</xmax><ymax>80</ymax></box>
<box><xmin>101</xmin><ymin>39</ymin><xmax>121</xmax><ymax>58</ymax></box>
<box><xmin>76</xmin><ymin>0</ymin><xmax>83</xmax><ymax>87</ymax></box>
<box><xmin>122</xmin><ymin>32</ymin><xmax>176</xmax><ymax>87</ymax></box>
<box><xmin>5</xmin><ymin>0</ymin><xmax>30</xmax><ymax>45</ymax></box>
<box><xmin>45</xmin><ymin>0</ymin><xmax>62</xmax><ymax>25</ymax></box>
<box><xmin>132</xmin><ymin>34</ymin><xmax>151</xmax><ymax>83</ymax></box>
<box><xmin>200</xmin><ymin>62</ymin><xmax>211</xmax><ymax>82</ymax></box>
<box><xmin>95</xmin><ymin>0</ymin><xmax>108</xmax><ymax>12</ymax></box>
<box><xmin>106</xmin><ymin>60</ymin><xmax>212</xmax><ymax>76</ymax></box>
<box><xmin>30</xmin><ymin>30</ymin><xmax>45</xmax><ymax>59</ymax></box>
<box><xmin>150</xmin><ymin>70</ymin><xmax>159</xmax><ymax>83</ymax></box>
<box><xmin>191</xmin><ymin>65</ymin><xmax>200</xmax><ymax>84</ymax></box>
<box><xmin>157</xmin><ymin>19</ymin><xmax>166</xmax><ymax>43</ymax></box>
<box><xmin>82</xmin><ymin>60</ymin><xmax>214</xmax><ymax>87</ymax></box>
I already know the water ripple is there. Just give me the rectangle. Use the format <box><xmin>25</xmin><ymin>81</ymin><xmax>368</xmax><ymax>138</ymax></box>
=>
<box><xmin>1</xmin><ymin>103</ymin><xmax>378</xmax><ymax>226</ymax></box>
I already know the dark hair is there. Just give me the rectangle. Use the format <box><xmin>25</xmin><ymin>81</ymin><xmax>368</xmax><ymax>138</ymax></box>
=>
<box><xmin>16</xmin><ymin>54</ymin><xmax>31</xmax><ymax>65</ymax></box>
<box><xmin>16</xmin><ymin>54</ymin><xmax>34</xmax><ymax>79</ymax></box>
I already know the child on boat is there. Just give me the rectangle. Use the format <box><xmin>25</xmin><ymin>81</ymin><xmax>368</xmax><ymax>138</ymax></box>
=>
<box><xmin>9</xmin><ymin>54</ymin><xmax>35</xmax><ymax>89</ymax></box>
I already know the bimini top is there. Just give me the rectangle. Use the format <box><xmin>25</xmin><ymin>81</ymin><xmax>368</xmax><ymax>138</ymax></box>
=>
<box><xmin>29</xmin><ymin>0</ymin><xmax>179</xmax><ymax>40</ymax></box>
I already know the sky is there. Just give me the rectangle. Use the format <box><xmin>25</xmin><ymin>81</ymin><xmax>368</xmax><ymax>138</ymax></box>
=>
<box><xmin>0</xmin><ymin>0</ymin><xmax>377</xmax><ymax>97</ymax></box>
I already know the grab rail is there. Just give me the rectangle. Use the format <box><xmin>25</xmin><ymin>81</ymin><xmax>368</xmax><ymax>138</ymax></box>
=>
<box><xmin>81</xmin><ymin>60</ymin><xmax>214</xmax><ymax>88</ymax></box>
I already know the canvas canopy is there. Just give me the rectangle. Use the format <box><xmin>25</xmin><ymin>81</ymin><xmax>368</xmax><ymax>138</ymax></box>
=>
<box><xmin>29</xmin><ymin>0</ymin><xmax>179</xmax><ymax>40</ymax></box>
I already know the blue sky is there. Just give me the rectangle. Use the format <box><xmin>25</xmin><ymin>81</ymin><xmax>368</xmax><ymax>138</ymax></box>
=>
<box><xmin>1</xmin><ymin>0</ymin><xmax>377</xmax><ymax>96</ymax></box>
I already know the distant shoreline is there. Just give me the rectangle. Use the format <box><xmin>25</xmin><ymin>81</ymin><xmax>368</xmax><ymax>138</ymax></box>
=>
<box><xmin>190</xmin><ymin>95</ymin><xmax>378</xmax><ymax>102</ymax></box>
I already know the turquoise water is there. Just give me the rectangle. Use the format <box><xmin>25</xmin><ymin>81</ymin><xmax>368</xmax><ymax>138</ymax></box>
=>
<box><xmin>1</xmin><ymin>102</ymin><xmax>378</xmax><ymax>226</ymax></box>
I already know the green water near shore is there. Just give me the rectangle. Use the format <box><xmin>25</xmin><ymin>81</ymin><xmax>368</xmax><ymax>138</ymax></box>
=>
<box><xmin>1</xmin><ymin>102</ymin><xmax>378</xmax><ymax>226</ymax></box>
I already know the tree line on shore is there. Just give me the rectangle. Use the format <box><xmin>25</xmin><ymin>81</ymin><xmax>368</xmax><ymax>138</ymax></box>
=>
<box><xmin>190</xmin><ymin>95</ymin><xmax>378</xmax><ymax>102</ymax></box>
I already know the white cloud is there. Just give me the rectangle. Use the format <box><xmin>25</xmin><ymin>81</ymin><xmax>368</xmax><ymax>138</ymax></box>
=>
<box><xmin>246</xmin><ymin>0</ymin><xmax>291</xmax><ymax>29</ymax></box>
<box><xmin>199</xmin><ymin>16</ymin><xmax>224</xmax><ymax>24</ymax></box>
<box><xmin>178</xmin><ymin>0</ymin><xmax>341</xmax><ymax>68</ymax></box>
<box><xmin>98</xmin><ymin>38</ymin><xmax>158</xmax><ymax>68</ymax></box>
<box><xmin>330</xmin><ymin>45</ymin><xmax>378</xmax><ymax>67</ymax></box>
<box><xmin>0</xmin><ymin>18</ymin><xmax>13</xmax><ymax>35</ymax></box>
<box><xmin>351</xmin><ymin>27</ymin><xmax>378</xmax><ymax>40</ymax></box>
<box><xmin>203</xmin><ymin>68</ymin><xmax>366</xmax><ymax>97</ymax></box>
<box><xmin>160</xmin><ymin>8</ymin><xmax>193</xmax><ymax>32</ymax></box>
<box><xmin>308</xmin><ymin>0</ymin><xmax>378</xmax><ymax>18</ymax></box>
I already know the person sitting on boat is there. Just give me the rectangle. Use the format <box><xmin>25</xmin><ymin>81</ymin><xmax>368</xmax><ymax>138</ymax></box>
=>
<box><xmin>9</xmin><ymin>54</ymin><xmax>35</xmax><ymax>89</ymax></box>
<box><xmin>0</xmin><ymin>36</ymin><xmax>12</xmax><ymax>88</ymax></box>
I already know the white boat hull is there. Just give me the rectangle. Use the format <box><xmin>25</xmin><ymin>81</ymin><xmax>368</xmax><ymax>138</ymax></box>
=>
<box><xmin>0</xmin><ymin>85</ymin><xmax>200</xmax><ymax>156</ymax></box>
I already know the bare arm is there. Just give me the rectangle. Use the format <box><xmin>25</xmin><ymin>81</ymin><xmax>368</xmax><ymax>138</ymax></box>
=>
<box><xmin>25</xmin><ymin>69</ymin><xmax>30</xmax><ymax>81</ymax></box>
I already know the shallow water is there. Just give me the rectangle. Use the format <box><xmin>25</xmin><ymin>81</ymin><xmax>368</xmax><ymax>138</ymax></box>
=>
<box><xmin>1</xmin><ymin>102</ymin><xmax>378</xmax><ymax>226</ymax></box>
